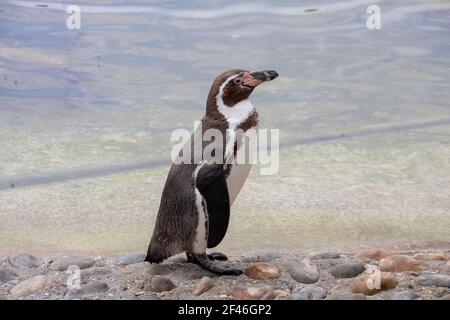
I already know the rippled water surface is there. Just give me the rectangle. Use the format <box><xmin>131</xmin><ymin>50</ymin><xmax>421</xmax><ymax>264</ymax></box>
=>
<box><xmin>0</xmin><ymin>0</ymin><xmax>449</xmax><ymax>254</ymax></box>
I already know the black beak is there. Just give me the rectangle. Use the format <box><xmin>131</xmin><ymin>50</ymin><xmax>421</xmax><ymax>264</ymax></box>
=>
<box><xmin>250</xmin><ymin>70</ymin><xmax>279</xmax><ymax>82</ymax></box>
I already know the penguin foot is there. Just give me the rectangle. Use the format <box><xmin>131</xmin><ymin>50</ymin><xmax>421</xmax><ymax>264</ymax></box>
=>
<box><xmin>186</xmin><ymin>252</ymin><xmax>242</xmax><ymax>276</ymax></box>
<box><xmin>207</xmin><ymin>252</ymin><xmax>228</xmax><ymax>261</ymax></box>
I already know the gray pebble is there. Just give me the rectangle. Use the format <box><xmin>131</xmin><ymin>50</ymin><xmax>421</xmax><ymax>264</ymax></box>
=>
<box><xmin>193</xmin><ymin>276</ymin><xmax>214</xmax><ymax>296</ymax></box>
<box><xmin>109</xmin><ymin>290</ymin><xmax>137</xmax><ymax>300</ymax></box>
<box><xmin>147</xmin><ymin>263</ymin><xmax>216</xmax><ymax>280</ymax></box>
<box><xmin>240</xmin><ymin>250</ymin><xmax>282</xmax><ymax>262</ymax></box>
<box><xmin>416</xmin><ymin>274</ymin><xmax>450</xmax><ymax>288</ymax></box>
<box><xmin>310</xmin><ymin>252</ymin><xmax>341</xmax><ymax>260</ymax></box>
<box><xmin>0</xmin><ymin>267</ymin><xmax>17</xmax><ymax>284</ymax></box>
<box><xmin>50</xmin><ymin>256</ymin><xmax>95</xmax><ymax>271</ymax></box>
<box><xmin>9</xmin><ymin>253</ymin><xmax>41</xmax><ymax>269</ymax></box>
<box><xmin>114</xmin><ymin>252</ymin><xmax>146</xmax><ymax>266</ymax></box>
<box><xmin>144</xmin><ymin>276</ymin><xmax>176</xmax><ymax>292</ymax></box>
<box><xmin>329</xmin><ymin>261</ymin><xmax>365</xmax><ymax>278</ymax></box>
<box><xmin>328</xmin><ymin>293</ymin><xmax>366</xmax><ymax>300</ymax></box>
<box><xmin>81</xmin><ymin>267</ymin><xmax>113</xmax><ymax>277</ymax></box>
<box><xmin>10</xmin><ymin>275</ymin><xmax>47</xmax><ymax>297</ymax></box>
<box><xmin>289</xmin><ymin>258</ymin><xmax>320</xmax><ymax>284</ymax></box>
<box><xmin>291</xmin><ymin>285</ymin><xmax>326</xmax><ymax>300</ymax></box>
<box><xmin>390</xmin><ymin>291</ymin><xmax>419</xmax><ymax>300</ymax></box>
<box><xmin>65</xmin><ymin>281</ymin><xmax>109</xmax><ymax>299</ymax></box>
<box><xmin>146</xmin><ymin>264</ymin><xmax>173</xmax><ymax>276</ymax></box>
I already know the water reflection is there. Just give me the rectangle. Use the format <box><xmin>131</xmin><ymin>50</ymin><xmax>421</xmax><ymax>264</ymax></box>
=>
<box><xmin>0</xmin><ymin>0</ymin><xmax>449</xmax><ymax>253</ymax></box>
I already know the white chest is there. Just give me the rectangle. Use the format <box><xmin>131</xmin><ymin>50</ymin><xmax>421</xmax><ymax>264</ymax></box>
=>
<box><xmin>225</xmin><ymin>124</ymin><xmax>258</xmax><ymax>205</ymax></box>
<box><xmin>226</xmin><ymin>162</ymin><xmax>253</xmax><ymax>206</ymax></box>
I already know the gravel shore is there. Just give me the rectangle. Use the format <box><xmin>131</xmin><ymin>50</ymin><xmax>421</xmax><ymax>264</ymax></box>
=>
<box><xmin>1</xmin><ymin>249</ymin><xmax>449</xmax><ymax>300</ymax></box>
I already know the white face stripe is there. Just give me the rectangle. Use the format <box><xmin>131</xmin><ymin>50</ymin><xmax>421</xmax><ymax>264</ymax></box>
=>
<box><xmin>215</xmin><ymin>75</ymin><xmax>255</xmax><ymax>130</ymax></box>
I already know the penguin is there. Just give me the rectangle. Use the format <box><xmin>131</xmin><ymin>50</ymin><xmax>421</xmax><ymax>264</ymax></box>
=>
<box><xmin>145</xmin><ymin>69</ymin><xmax>279</xmax><ymax>275</ymax></box>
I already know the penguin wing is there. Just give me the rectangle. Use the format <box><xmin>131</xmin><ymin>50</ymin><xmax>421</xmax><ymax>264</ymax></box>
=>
<box><xmin>195</xmin><ymin>164</ymin><xmax>230</xmax><ymax>248</ymax></box>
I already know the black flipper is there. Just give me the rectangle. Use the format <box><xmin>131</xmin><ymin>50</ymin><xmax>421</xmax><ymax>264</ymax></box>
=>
<box><xmin>195</xmin><ymin>164</ymin><xmax>230</xmax><ymax>248</ymax></box>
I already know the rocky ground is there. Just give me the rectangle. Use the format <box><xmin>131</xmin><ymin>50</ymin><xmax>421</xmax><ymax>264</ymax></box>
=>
<box><xmin>0</xmin><ymin>249</ymin><xmax>449</xmax><ymax>300</ymax></box>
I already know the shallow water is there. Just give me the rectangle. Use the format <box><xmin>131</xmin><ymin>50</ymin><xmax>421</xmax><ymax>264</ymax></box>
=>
<box><xmin>0</xmin><ymin>0</ymin><xmax>449</xmax><ymax>255</ymax></box>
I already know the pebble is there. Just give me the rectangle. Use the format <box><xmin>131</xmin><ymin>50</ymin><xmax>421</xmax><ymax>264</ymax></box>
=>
<box><xmin>356</xmin><ymin>249</ymin><xmax>392</xmax><ymax>261</ymax></box>
<box><xmin>0</xmin><ymin>267</ymin><xmax>17</xmax><ymax>284</ymax></box>
<box><xmin>310</xmin><ymin>252</ymin><xmax>341</xmax><ymax>259</ymax></box>
<box><xmin>349</xmin><ymin>273</ymin><xmax>398</xmax><ymax>295</ymax></box>
<box><xmin>144</xmin><ymin>276</ymin><xmax>176</xmax><ymax>292</ymax></box>
<box><xmin>415</xmin><ymin>274</ymin><xmax>450</xmax><ymax>288</ymax></box>
<box><xmin>109</xmin><ymin>290</ymin><xmax>137</xmax><ymax>300</ymax></box>
<box><xmin>81</xmin><ymin>267</ymin><xmax>113</xmax><ymax>277</ymax></box>
<box><xmin>146</xmin><ymin>263</ymin><xmax>216</xmax><ymax>280</ymax></box>
<box><xmin>10</xmin><ymin>275</ymin><xmax>47</xmax><ymax>297</ymax></box>
<box><xmin>9</xmin><ymin>253</ymin><xmax>41</xmax><ymax>269</ymax></box>
<box><xmin>389</xmin><ymin>291</ymin><xmax>419</xmax><ymax>300</ymax></box>
<box><xmin>146</xmin><ymin>263</ymin><xmax>173</xmax><ymax>275</ymax></box>
<box><xmin>275</xmin><ymin>289</ymin><xmax>290</xmax><ymax>299</ymax></box>
<box><xmin>231</xmin><ymin>286</ymin><xmax>274</xmax><ymax>300</ymax></box>
<box><xmin>291</xmin><ymin>285</ymin><xmax>326</xmax><ymax>300</ymax></box>
<box><xmin>379</xmin><ymin>255</ymin><xmax>426</xmax><ymax>272</ymax></box>
<box><xmin>240</xmin><ymin>250</ymin><xmax>282</xmax><ymax>262</ymax></box>
<box><xmin>289</xmin><ymin>258</ymin><xmax>320</xmax><ymax>284</ymax></box>
<box><xmin>329</xmin><ymin>261</ymin><xmax>365</xmax><ymax>278</ymax></box>
<box><xmin>65</xmin><ymin>281</ymin><xmax>109</xmax><ymax>299</ymax></box>
<box><xmin>414</xmin><ymin>252</ymin><xmax>448</xmax><ymax>261</ymax></box>
<box><xmin>444</xmin><ymin>261</ymin><xmax>450</xmax><ymax>273</ymax></box>
<box><xmin>50</xmin><ymin>256</ymin><xmax>95</xmax><ymax>271</ymax></box>
<box><xmin>245</xmin><ymin>263</ymin><xmax>280</xmax><ymax>280</ymax></box>
<box><xmin>193</xmin><ymin>276</ymin><xmax>214</xmax><ymax>296</ymax></box>
<box><xmin>440</xmin><ymin>294</ymin><xmax>450</xmax><ymax>300</ymax></box>
<box><xmin>328</xmin><ymin>293</ymin><xmax>366</xmax><ymax>300</ymax></box>
<box><xmin>114</xmin><ymin>252</ymin><xmax>146</xmax><ymax>266</ymax></box>
<box><xmin>82</xmin><ymin>281</ymin><xmax>109</xmax><ymax>295</ymax></box>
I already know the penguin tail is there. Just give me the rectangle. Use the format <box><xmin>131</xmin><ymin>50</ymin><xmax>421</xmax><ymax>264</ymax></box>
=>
<box><xmin>145</xmin><ymin>241</ymin><xmax>166</xmax><ymax>264</ymax></box>
<box><xmin>144</xmin><ymin>254</ymin><xmax>164</xmax><ymax>264</ymax></box>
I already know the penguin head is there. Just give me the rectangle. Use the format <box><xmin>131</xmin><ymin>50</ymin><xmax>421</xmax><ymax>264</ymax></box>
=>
<box><xmin>206</xmin><ymin>69</ymin><xmax>278</xmax><ymax>117</ymax></box>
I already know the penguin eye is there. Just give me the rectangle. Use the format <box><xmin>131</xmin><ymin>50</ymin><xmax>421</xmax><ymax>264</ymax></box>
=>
<box><xmin>233</xmin><ymin>79</ymin><xmax>242</xmax><ymax>85</ymax></box>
